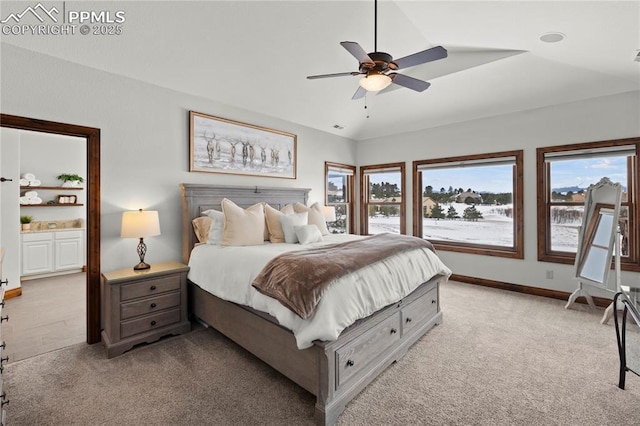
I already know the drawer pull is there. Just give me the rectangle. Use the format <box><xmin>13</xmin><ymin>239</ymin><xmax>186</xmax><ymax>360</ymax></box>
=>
<box><xmin>0</xmin><ymin>301</ymin><xmax>4</xmax><ymax>307</ymax></box>
<box><xmin>346</xmin><ymin>359</ymin><xmax>355</xmax><ymax>367</ymax></box>
<box><xmin>150</xmin><ymin>320</ymin><xmax>157</xmax><ymax>326</ymax></box>
<box><xmin>390</xmin><ymin>328</ymin><xmax>397</xmax><ymax>334</ymax></box>
<box><xmin>1</xmin><ymin>392</ymin><xmax>8</xmax><ymax>407</ymax></box>
<box><xmin>0</xmin><ymin>316</ymin><xmax>8</xmax><ymax>323</ymax></box>
<box><xmin>0</xmin><ymin>341</ymin><xmax>5</xmax><ymax>350</ymax></box>
<box><xmin>0</xmin><ymin>279</ymin><xmax>7</xmax><ymax>286</ymax></box>
<box><xmin>406</xmin><ymin>317</ymin><xmax>412</xmax><ymax>323</ymax></box>
<box><xmin>150</xmin><ymin>285</ymin><xmax>157</xmax><ymax>291</ymax></box>
<box><xmin>0</xmin><ymin>356</ymin><xmax>7</xmax><ymax>365</ymax></box>
<box><xmin>150</xmin><ymin>303</ymin><xmax>157</xmax><ymax>309</ymax></box>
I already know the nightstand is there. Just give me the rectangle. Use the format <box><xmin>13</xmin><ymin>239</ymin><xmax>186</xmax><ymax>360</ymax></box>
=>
<box><xmin>101</xmin><ymin>261</ymin><xmax>191</xmax><ymax>358</ymax></box>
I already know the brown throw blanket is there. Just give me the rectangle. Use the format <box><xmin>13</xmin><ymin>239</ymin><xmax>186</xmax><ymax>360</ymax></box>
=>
<box><xmin>252</xmin><ymin>233</ymin><xmax>435</xmax><ymax>319</ymax></box>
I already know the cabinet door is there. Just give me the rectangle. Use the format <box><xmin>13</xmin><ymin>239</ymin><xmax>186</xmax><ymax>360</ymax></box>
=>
<box><xmin>54</xmin><ymin>232</ymin><xmax>83</xmax><ymax>270</ymax></box>
<box><xmin>22</xmin><ymin>239</ymin><xmax>54</xmax><ymax>275</ymax></box>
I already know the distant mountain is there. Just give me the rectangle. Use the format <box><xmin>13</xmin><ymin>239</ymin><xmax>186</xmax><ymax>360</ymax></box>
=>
<box><xmin>552</xmin><ymin>186</ymin><xmax>585</xmax><ymax>194</ymax></box>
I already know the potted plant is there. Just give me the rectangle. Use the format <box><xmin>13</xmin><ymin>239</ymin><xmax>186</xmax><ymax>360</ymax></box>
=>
<box><xmin>57</xmin><ymin>173</ymin><xmax>85</xmax><ymax>187</ymax></box>
<box><xmin>20</xmin><ymin>215</ymin><xmax>33</xmax><ymax>231</ymax></box>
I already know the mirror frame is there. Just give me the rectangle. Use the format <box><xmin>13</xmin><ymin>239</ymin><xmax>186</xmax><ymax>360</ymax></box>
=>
<box><xmin>0</xmin><ymin>114</ymin><xmax>101</xmax><ymax>344</ymax></box>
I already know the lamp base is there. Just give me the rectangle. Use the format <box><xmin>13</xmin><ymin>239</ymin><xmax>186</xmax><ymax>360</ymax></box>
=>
<box><xmin>133</xmin><ymin>261</ymin><xmax>150</xmax><ymax>271</ymax></box>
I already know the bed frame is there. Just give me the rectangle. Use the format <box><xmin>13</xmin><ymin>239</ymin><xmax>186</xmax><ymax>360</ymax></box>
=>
<box><xmin>180</xmin><ymin>184</ymin><xmax>446</xmax><ymax>425</ymax></box>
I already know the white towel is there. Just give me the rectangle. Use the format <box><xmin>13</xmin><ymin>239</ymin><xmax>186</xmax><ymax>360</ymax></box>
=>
<box><xmin>30</xmin><ymin>197</ymin><xmax>42</xmax><ymax>204</ymax></box>
<box><xmin>29</xmin><ymin>179</ymin><xmax>41</xmax><ymax>186</ymax></box>
<box><xmin>19</xmin><ymin>196</ymin><xmax>29</xmax><ymax>204</ymax></box>
<box><xmin>19</xmin><ymin>178</ymin><xmax>29</xmax><ymax>186</ymax></box>
<box><xmin>25</xmin><ymin>191</ymin><xmax>38</xmax><ymax>198</ymax></box>
<box><xmin>21</xmin><ymin>173</ymin><xmax>35</xmax><ymax>181</ymax></box>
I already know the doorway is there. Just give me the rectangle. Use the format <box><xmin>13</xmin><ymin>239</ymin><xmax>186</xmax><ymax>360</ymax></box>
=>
<box><xmin>0</xmin><ymin>114</ymin><xmax>101</xmax><ymax>344</ymax></box>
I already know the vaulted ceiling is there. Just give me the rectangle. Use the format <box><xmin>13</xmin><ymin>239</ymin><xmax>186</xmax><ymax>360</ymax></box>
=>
<box><xmin>2</xmin><ymin>1</ymin><xmax>639</xmax><ymax>141</ymax></box>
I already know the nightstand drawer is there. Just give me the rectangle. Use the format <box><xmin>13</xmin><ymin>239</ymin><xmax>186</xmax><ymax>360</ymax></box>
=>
<box><xmin>120</xmin><ymin>292</ymin><xmax>181</xmax><ymax>320</ymax></box>
<box><xmin>120</xmin><ymin>274</ymin><xmax>181</xmax><ymax>301</ymax></box>
<box><xmin>120</xmin><ymin>308</ymin><xmax>181</xmax><ymax>339</ymax></box>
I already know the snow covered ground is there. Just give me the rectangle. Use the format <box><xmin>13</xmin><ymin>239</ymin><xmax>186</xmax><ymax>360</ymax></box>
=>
<box><xmin>368</xmin><ymin>202</ymin><xmax>581</xmax><ymax>252</ymax></box>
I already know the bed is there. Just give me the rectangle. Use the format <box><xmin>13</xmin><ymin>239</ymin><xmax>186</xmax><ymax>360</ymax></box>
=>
<box><xmin>180</xmin><ymin>184</ymin><xmax>450</xmax><ymax>425</ymax></box>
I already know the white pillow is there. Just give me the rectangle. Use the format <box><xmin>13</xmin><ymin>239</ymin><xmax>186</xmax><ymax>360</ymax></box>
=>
<box><xmin>293</xmin><ymin>202</ymin><xmax>330</xmax><ymax>236</ymax></box>
<box><xmin>201</xmin><ymin>209</ymin><xmax>224</xmax><ymax>245</ymax></box>
<box><xmin>280</xmin><ymin>212</ymin><xmax>308</xmax><ymax>244</ymax></box>
<box><xmin>220</xmin><ymin>199</ymin><xmax>265</xmax><ymax>246</ymax></box>
<box><xmin>294</xmin><ymin>224</ymin><xmax>323</xmax><ymax>245</ymax></box>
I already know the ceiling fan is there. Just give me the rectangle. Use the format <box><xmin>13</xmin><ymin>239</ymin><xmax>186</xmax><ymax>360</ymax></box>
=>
<box><xmin>307</xmin><ymin>0</ymin><xmax>448</xmax><ymax>100</ymax></box>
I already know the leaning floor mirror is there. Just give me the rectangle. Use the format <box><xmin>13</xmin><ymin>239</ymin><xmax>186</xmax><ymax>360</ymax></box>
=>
<box><xmin>565</xmin><ymin>177</ymin><xmax>622</xmax><ymax>322</ymax></box>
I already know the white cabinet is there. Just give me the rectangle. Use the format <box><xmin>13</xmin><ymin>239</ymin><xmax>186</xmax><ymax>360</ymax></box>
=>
<box><xmin>54</xmin><ymin>230</ymin><xmax>84</xmax><ymax>270</ymax></box>
<box><xmin>21</xmin><ymin>232</ymin><xmax>53</xmax><ymax>275</ymax></box>
<box><xmin>21</xmin><ymin>230</ymin><xmax>84</xmax><ymax>277</ymax></box>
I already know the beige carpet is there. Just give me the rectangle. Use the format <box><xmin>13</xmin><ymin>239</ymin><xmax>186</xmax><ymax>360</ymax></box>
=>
<box><xmin>5</xmin><ymin>281</ymin><xmax>640</xmax><ymax>425</ymax></box>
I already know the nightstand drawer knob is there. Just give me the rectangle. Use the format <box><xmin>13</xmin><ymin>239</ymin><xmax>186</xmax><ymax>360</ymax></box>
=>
<box><xmin>150</xmin><ymin>320</ymin><xmax>157</xmax><ymax>326</ymax></box>
<box><xmin>406</xmin><ymin>317</ymin><xmax>412</xmax><ymax>323</ymax></box>
<box><xmin>0</xmin><ymin>316</ymin><xmax>8</xmax><ymax>323</ymax></box>
<box><xmin>346</xmin><ymin>359</ymin><xmax>355</xmax><ymax>367</ymax></box>
<box><xmin>150</xmin><ymin>285</ymin><xmax>157</xmax><ymax>291</ymax></box>
<box><xmin>390</xmin><ymin>328</ymin><xmax>397</xmax><ymax>334</ymax></box>
<box><xmin>150</xmin><ymin>303</ymin><xmax>157</xmax><ymax>309</ymax></box>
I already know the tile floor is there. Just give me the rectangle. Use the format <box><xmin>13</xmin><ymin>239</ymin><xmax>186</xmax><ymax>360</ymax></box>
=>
<box><xmin>2</xmin><ymin>272</ymin><xmax>85</xmax><ymax>363</ymax></box>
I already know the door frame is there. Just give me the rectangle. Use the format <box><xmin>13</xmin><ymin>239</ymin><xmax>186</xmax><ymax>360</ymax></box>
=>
<box><xmin>0</xmin><ymin>114</ymin><xmax>101</xmax><ymax>344</ymax></box>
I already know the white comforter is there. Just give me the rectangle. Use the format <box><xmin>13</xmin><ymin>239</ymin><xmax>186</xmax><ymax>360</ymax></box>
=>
<box><xmin>187</xmin><ymin>234</ymin><xmax>451</xmax><ymax>349</ymax></box>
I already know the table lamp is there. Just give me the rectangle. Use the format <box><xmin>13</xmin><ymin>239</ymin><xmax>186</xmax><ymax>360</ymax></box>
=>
<box><xmin>323</xmin><ymin>206</ymin><xmax>337</xmax><ymax>222</ymax></box>
<box><xmin>121</xmin><ymin>209</ymin><xmax>161</xmax><ymax>270</ymax></box>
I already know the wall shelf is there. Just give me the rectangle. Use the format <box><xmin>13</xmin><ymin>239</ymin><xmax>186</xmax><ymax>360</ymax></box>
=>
<box><xmin>20</xmin><ymin>204</ymin><xmax>84</xmax><ymax>207</ymax></box>
<box><xmin>20</xmin><ymin>186</ymin><xmax>83</xmax><ymax>190</ymax></box>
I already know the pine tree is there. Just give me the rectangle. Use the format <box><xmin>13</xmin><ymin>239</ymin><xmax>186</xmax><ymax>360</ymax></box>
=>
<box><xmin>430</xmin><ymin>203</ymin><xmax>445</xmax><ymax>219</ymax></box>
<box><xmin>446</xmin><ymin>206</ymin><xmax>460</xmax><ymax>219</ymax></box>
<box><xmin>463</xmin><ymin>205</ymin><xmax>483</xmax><ymax>221</ymax></box>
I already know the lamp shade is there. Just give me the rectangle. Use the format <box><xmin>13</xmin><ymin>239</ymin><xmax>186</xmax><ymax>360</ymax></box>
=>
<box><xmin>121</xmin><ymin>210</ymin><xmax>161</xmax><ymax>238</ymax></box>
<box><xmin>359</xmin><ymin>72</ymin><xmax>392</xmax><ymax>92</ymax></box>
<box><xmin>322</xmin><ymin>206</ymin><xmax>337</xmax><ymax>222</ymax></box>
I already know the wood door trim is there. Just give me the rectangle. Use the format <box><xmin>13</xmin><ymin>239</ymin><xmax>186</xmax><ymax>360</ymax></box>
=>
<box><xmin>0</xmin><ymin>114</ymin><xmax>101</xmax><ymax>344</ymax></box>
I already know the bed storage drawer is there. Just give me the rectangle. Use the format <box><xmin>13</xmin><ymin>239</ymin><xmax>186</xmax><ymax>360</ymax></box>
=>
<box><xmin>401</xmin><ymin>286</ymin><xmax>438</xmax><ymax>336</ymax></box>
<box><xmin>120</xmin><ymin>308</ymin><xmax>181</xmax><ymax>339</ymax></box>
<box><xmin>120</xmin><ymin>274</ymin><xmax>181</xmax><ymax>301</ymax></box>
<box><xmin>335</xmin><ymin>313</ymin><xmax>401</xmax><ymax>388</ymax></box>
<box><xmin>120</xmin><ymin>292</ymin><xmax>181</xmax><ymax>320</ymax></box>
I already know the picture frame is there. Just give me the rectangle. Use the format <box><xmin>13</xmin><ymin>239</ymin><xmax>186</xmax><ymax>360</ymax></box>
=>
<box><xmin>57</xmin><ymin>195</ymin><xmax>77</xmax><ymax>204</ymax></box>
<box><xmin>189</xmin><ymin>111</ymin><xmax>297</xmax><ymax>179</ymax></box>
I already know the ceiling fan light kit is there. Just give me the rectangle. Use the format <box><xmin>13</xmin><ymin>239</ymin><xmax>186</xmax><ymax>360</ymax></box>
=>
<box><xmin>359</xmin><ymin>72</ymin><xmax>392</xmax><ymax>91</ymax></box>
<box><xmin>306</xmin><ymin>0</ymin><xmax>447</xmax><ymax>99</ymax></box>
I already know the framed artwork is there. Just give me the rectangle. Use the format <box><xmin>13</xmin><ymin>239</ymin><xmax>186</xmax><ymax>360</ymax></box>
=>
<box><xmin>189</xmin><ymin>111</ymin><xmax>297</xmax><ymax>179</ymax></box>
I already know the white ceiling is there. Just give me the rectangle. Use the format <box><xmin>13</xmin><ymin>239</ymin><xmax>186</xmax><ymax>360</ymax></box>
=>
<box><xmin>2</xmin><ymin>1</ymin><xmax>639</xmax><ymax>141</ymax></box>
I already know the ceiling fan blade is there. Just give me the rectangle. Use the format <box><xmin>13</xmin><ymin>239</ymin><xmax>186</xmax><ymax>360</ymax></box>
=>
<box><xmin>307</xmin><ymin>72</ymin><xmax>360</xmax><ymax>80</ymax></box>
<box><xmin>392</xmin><ymin>46</ymin><xmax>448</xmax><ymax>70</ymax></box>
<box><xmin>389</xmin><ymin>73</ymin><xmax>431</xmax><ymax>92</ymax></box>
<box><xmin>351</xmin><ymin>85</ymin><xmax>367</xmax><ymax>100</ymax></box>
<box><xmin>340</xmin><ymin>41</ymin><xmax>374</xmax><ymax>65</ymax></box>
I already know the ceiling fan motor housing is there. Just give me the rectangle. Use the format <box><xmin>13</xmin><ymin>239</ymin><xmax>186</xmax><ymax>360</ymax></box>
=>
<box><xmin>360</xmin><ymin>51</ymin><xmax>398</xmax><ymax>73</ymax></box>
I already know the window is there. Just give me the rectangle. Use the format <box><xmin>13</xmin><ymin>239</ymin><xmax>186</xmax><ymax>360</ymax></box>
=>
<box><xmin>360</xmin><ymin>163</ymin><xmax>405</xmax><ymax>235</ymax></box>
<box><xmin>537</xmin><ymin>138</ymin><xmax>639</xmax><ymax>271</ymax></box>
<box><xmin>325</xmin><ymin>162</ymin><xmax>356</xmax><ymax>234</ymax></box>
<box><xmin>413</xmin><ymin>151</ymin><xmax>524</xmax><ymax>258</ymax></box>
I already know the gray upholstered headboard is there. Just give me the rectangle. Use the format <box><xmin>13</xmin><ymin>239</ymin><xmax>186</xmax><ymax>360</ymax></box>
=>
<box><xmin>179</xmin><ymin>184</ymin><xmax>310</xmax><ymax>263</ymax></box>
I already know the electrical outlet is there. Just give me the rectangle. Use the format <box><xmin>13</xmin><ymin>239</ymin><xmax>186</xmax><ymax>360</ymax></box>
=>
<box><xmin>545</xmin><ymin>270</ymin><xmax>554</xmax><ymax>279</ymax></box>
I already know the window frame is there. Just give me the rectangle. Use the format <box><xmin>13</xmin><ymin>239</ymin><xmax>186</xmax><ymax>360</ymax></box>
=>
<box><xmin>536</xmin><ymin>137</ymin><xmax>640</xmax><ymax>271</ymax></box>
<box><xmin>360</xmin><ymin>162</ymin><xmax>406</xmax><ymax>235</ymax></box>
<box><xmin>413</xmin><ymin>150</ymin><xmax>524</xmax><ymax>259</ymax></box>
<box><xmin>325</xmin><ymin>161</ymin><xmax>356</xmax><ymax>234</ymax></box>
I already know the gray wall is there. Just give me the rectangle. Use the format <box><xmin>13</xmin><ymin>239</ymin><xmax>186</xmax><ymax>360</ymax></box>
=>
<box><xmin>1</xmin><ymin>44</ymin><xmax>357</xmax><ymax>272</ymax></box>
<box><xmin>356</xmin><ymin>90</ymin><xmax>640</xmax><ymax>294</ymax></box>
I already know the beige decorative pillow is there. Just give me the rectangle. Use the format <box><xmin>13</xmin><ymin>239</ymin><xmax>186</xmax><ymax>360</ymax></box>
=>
<box><xmin>191</xmin><ymin>216</ymin><xmax>212</xmax><ymax>244</ymax></box>
<box><xmin>221</xmin><ymin>198</ymin><xmax>265</xmax><ymax>246</ymax></box>
<box><xmin>293</xmin><ymin>202</ymin><xmax>330</xmax><ymax>235</ymax></box>
<box><xmin>265</xmin><ymin>203</ymin><xmax>295</xmax><ymax>243</ymax></box>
